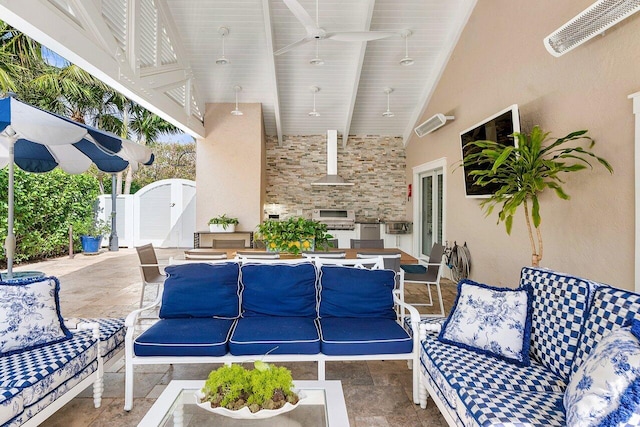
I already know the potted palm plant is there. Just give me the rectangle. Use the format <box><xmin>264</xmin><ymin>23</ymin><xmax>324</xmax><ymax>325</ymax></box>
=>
<box><xmin>208</xmin><ymin>214</ymin><xmax>239</xmax><ymax>233</ymax></box>
<box><xmin>462</xmin><ymin>126</ymin><xmax>612</xmax><ymax>266</ymax></box>
<box><xmin>256</xmin><ymin>217</ymin><xmax>332</xmax><ymax>255</ymax></box>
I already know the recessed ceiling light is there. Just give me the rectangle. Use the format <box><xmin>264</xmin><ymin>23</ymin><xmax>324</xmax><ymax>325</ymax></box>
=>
<box><xmin>400</xmin><ymin>29</ymin><xmax>414</xmax><ymax>66</ymax></box>
<box><xmin>216</xmin><ymin>27</ymin><xmax>230</xmax><ymax>65</ymax></box>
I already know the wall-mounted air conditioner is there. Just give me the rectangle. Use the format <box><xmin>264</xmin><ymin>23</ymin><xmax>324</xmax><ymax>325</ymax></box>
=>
<box><xmin>414</xmin><ymin>114</ymin><xmax>454</xmax><ymax>137</ymax></box>
<box><xmin>544</xmin><ymin>0</ymin><xmax>640</xmax><ymax>57</ymax></box>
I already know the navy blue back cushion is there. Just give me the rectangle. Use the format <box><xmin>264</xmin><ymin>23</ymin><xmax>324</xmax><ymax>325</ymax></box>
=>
<box><xmin>318</xmin><ymin>265</ymin><xmax>396</xmax><ymax>319</ymax></box>
<box><xmin>240</xmin><ymin>263</ymin><xmax>317</xmax><ymax>317</ymax></box>
<box><xmin>159</xmin><ymin>263</ymin><xmax>240</xmax><ymax>319</ymax></box>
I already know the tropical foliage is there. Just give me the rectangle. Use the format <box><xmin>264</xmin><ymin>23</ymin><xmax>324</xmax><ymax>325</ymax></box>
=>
<box><xmin>0</xmin><ymin>169</ymin><xmax>100</xmax><ymax>266</ymax></box>
<box><xmin>129</xmin><ymin>142</ymin><xmax>195</xmax><ymax>193</ymax></box>
<box><xmin>462</xmin><ymin>126</ymin><xmax>613</xmax><ymax>266</ymax></box>
<box><xmin>256</xmin><ymin>217</ymin><xmax>333</xmax><ymax>255</ymax></box>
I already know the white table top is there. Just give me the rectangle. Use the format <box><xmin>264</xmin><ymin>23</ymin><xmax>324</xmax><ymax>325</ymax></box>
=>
<box><xmin>137</xmin><ymin>379</ymin><xmax>349</xmax><ymax>427</ymax></box>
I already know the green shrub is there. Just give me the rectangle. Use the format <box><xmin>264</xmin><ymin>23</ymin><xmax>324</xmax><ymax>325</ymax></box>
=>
<box><xmin>0</xmin><ymin>168</ymin><xmax>100</xmax><ymax>265</ymax></box>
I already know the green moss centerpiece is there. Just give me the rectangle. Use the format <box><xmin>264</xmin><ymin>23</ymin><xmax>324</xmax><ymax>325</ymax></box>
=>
<box><xmin>196</xmin><ymin>361</ymin><xmax>303</xmax><ymax>419</ymax></box>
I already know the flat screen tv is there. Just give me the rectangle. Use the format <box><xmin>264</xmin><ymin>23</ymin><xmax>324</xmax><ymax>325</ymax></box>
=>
<box><xmin>460</xmin><ymin>104</ymin><xmax>520</xmax><ymax>198</ymax></box>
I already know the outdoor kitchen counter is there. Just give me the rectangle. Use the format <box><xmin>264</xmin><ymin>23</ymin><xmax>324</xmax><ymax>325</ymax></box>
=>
<box><xmin>182</xmin><ymin>248</ymin><xmax>418</xmax><ymax>264</ymax></box>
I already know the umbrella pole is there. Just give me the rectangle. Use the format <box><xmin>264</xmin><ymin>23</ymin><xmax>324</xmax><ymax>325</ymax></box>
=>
<box><xmin>108</xmin><ymin>174</ymin><xmax>118</xmax><ymax>251</ymax></box>
<box><xmin>5</xmin><ymin>139</ymin><xmax>16</xmax><ymax>279</ymax></box>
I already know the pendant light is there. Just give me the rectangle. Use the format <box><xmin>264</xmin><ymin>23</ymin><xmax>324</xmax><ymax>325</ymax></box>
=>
<box><xmin>382</xmin><ymin>87</ymin><xmax>395</xmax><ymax>118</ymax></box>
<box><xmin>308</xmin><ymin>86</ymin><xmax>320</xmax><ymax>117</ymax></box>
<box><xmin>231</xmin><ymin>85</ymin><xmax>243</xmax><ymax>116</ymax></box>
<box><xmin>399</xmin><ymin>29</ymin><xmax>414</xmax><ymax>66</ymax></box>
<box><xmin>216</xmin><ymin>27</ymin><xmax>230</xmax><ymax>65</ymax></box>
<box><xmin>309</xmin><ymin>40</ymin><xmax>324</xmax><ymax>65</ymax></box>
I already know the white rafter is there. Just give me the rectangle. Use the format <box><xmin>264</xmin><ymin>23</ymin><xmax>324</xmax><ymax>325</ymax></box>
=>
<box><xmin>341</xmin><ymin>0</ymin><xmax>376</xmax><ymax>148</ymax></box>
<box><xmin>262</xmin><ymin>0</ymin><xmax>282</xmax><ymax>145</ymax></box>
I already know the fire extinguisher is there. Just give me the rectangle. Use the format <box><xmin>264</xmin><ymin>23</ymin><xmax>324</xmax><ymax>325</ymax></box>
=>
<box><xmin>407</xmin><ymin>184</ymin><xmax>412</xmax><ymax>201</ymax></box>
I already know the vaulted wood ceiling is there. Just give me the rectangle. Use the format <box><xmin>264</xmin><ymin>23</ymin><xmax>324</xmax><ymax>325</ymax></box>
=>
<box><xmin>0</xmin><ymin>0</ymin><xmax>476</xmax><ymax>145</ymax></box>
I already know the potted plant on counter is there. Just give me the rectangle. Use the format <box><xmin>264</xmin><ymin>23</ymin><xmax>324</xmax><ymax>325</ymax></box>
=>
<box><xmin>208</xmin><ymin>214</ymin><xmax>239</xmax><ymax>233</ymax></box>
<box><xmin>256</xmin><ymin>217</ymin><xmax>332</xmax><ymax>255</ymax></box>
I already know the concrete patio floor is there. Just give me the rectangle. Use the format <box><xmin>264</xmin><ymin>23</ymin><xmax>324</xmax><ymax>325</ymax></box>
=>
<box><xmin>14</xmin><ymin>248</ymin><xmax>454</xmax><ymax>427</ymax></box>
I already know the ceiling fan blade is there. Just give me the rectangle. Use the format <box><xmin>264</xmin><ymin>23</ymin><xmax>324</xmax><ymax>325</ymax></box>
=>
<box><xmin>326</xmin><ymin>31</ymin><xmax>397</xmax><ymax>42</ymax></box>
<box><xmin>282</xmin><ymin>0</ymin><xmax>318</xmax><ymax>34</ymax></box>
<box><xmin>274</xmin><ymin>37</ymin><xmax>313</xmax><ymax>56</ymax></box>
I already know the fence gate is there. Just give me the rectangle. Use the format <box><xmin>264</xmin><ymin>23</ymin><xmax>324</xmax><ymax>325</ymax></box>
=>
<box><xmin>133</xmin><ymin>179</ymin><xmax>196</xmax><ymax>247</ymax></box>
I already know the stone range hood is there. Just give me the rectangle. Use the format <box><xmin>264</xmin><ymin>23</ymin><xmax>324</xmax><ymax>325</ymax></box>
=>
<box><xmin>311</xmin><ymin>130</ymin><xmax>354</xmax><ymax>186</ymax></box>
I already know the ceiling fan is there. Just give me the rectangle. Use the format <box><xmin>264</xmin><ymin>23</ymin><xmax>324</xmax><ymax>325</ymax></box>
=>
<box><xmin>274</xmin><ymin>0</ymin><xmax>397</xmax><ymax>56</ymax></box>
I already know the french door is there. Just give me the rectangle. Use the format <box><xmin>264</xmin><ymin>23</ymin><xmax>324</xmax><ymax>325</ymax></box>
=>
<box><xmin>413</xmin><ymin>159</ymin><xmax>446</xmax><ymax>260</ymax></box>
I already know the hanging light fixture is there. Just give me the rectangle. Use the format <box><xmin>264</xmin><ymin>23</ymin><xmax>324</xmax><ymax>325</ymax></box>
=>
<box><xmin>382</xmin><ymin>87</ymin><xmax>395</xmax><ymax>118</ymax></box>
<box><xmin>309</xmin><ymin>40</ymin><xmax>324</xmax><ymax>65</ymax></box>
<box><xmin>231</xmin><ymin>85</ymin><xmax>243</xmax><ymax>116</ymax></box>
<box><xmin>399</xmin><ymin>29</ymin><xmax>414</xmax><ymax>66</ymax></box>
<box><xmin>216</xmin><ymin>27</ymin><xmax>230</xmax><ymax>65</ymax></box>
<box><xmin>308</xmin><ymin>86</ymin><xmax>321</xmax><ymax>117</ymax></box>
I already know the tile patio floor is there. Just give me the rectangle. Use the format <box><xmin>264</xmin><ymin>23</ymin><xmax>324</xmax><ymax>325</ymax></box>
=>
<box><xmin>14</xmin><ymin>248</ymin><xmax>455</xmax><ymax>427</ymax></box>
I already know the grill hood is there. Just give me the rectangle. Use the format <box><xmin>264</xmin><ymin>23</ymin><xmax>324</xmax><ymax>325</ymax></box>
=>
<box><xmin>312</xmin><ymin>130</ymin><xmax>354</xmax><ymax>186</ymax></box>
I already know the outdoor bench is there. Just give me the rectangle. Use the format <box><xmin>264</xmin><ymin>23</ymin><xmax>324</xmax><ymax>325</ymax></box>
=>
<box><xmin>124</xmin><ymin>257</ymin><xmax>422</xmax><ymax>410</ymax></box>
<box><xmin>0</xmin><ymin>276</ymin><xmax>126</xmax><ymax>426</ymax></box>
<box><xmin>417</xmin><ymin>266</ymin><xmax>640</xmax><ymax>426</ymax></box>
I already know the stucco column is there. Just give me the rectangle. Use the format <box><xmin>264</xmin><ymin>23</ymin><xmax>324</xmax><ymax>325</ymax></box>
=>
<box><xmin>197</xmin><ymin>103</ymin><xmax>266</xmax><ymax>235</ymax></box>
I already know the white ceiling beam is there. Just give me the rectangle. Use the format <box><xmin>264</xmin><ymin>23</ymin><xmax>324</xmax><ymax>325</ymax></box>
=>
<box><xmin>67</xmin><ymin>0</ymin><xmax>121</xmax><ymax>56</ymax></box>
<box><xmin>341</xmin><ymin>0</ymin><xmax>377</xmax><ymax>148</ymax></box>
<box><xmin>139</xmin><ymin>67</ymin><xmax>192</xmax><ymax>90</ymax></box>
<box><xmin>0</xmin><ymin>0</ymin><xmax>204</xmax><ymax>137</ymax></box>
<box><xmin>262</xmin><ymin>0</ymin><xmax>282</xmax><ymax>145</ymax></box>
<box><xmin>402</xmin><ymin>0</ymin><xmax>477</xmax><ymax>146</ymax></box>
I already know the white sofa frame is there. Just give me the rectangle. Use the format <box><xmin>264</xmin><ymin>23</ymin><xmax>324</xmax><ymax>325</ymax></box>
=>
<box><xmin>124</xmin><ymin>257</ymin><xmax>422</xmax><ymax>410</ymax></box>
<box><xmin>20</xmin><ymin>322</ymin><xmax>104</xmax><ymax>427</ymax></box>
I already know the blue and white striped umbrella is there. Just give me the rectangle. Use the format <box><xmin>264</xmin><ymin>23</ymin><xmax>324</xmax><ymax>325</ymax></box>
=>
<box><xmin>0</xmin><ymin>96</ymin><xmax>155</xmax><ymax>277</ymax></box>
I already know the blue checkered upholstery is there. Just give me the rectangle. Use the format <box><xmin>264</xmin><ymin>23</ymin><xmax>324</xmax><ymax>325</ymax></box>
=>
<box><xmin>520</xmin><ymin>267</ymin><xmax>597</xmax><ymax>380</ymax></box>
<box><xmin>0</xmin><ymin>388</ymin><xmax>22</xmax><ymax>425</ymax></box>
<box><xmin>75</xmin><ymin>317</ymin><xmax>125</xmax><ymax>362</ymax></box>
<box><xmin>0</xmin><ymin>330</ymin><xmax>98</xmax><ymax>407</ymax></box>
<box><xmin>459</xmin><ymin>387</ymin><xmax>565</xmax><ymax>426</ymax></box>
<box><xmin>421</xmin><ymin>333</ymin><xmax>565</xmax><ymax>394</ymax></box>
<box><xmin>571</xmin><ymin>286</ymin><xmax>640</xmax><ymax>379</ymax></box>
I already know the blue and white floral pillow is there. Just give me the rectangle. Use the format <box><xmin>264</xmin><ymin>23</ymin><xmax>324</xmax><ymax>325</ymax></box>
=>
<box><xmin>0</xmin><ymin>277</ymin><xmax>71</xmax><ymax>356</ymax></box>
<box><xmin>564</xmin><ymin>319</ymin><xmax>640</xmax><ymax>427</ymax></box>
<box><xmin>438</xmin><ymin>279</ymin><xmax>533</xmax><ymax>366</ymax></box>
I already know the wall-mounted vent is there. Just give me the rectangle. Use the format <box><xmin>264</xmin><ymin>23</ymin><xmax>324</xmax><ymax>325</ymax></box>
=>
<box><xmin>544</xmin><ymin>0</ymin><xmax>640</xmax><ymax>57</ymax></box>
<box><xmin>414</xmin><ymin>114</ymin><xmax>454</xmax><ymax>137</ymax></box>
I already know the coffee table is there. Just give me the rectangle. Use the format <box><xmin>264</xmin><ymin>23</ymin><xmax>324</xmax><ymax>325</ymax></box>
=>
<box><xmin>137</xmin><ymin>380</ymin><xmax>349</xmax><ymax>427</ymax></box>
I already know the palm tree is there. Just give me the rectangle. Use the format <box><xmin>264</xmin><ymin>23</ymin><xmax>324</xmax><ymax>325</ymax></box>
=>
<box><xmin>0</xmin><ymin>21</ymin><xmax>43</xmax><ymax>94</ymax></box>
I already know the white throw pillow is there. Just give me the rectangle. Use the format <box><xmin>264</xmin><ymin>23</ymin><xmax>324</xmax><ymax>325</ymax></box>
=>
<box><xmin>564</xmin><ymin>321</ymin><xmax>640</xmax><ymax>427</ymax></box>
<box><xmin>0</xmin><ymin>277</ymin><xmax>71</xmax><ymax>356</ymax></box>
<box><xmin>438</xmin><ymin>279</ymin><xmax>533</xmax><ymax>366</ymax></box>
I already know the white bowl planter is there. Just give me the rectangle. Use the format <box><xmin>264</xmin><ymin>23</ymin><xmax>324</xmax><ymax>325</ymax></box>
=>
<box><xmin>209</xmin><ymin>224</ymin><xmax>236</xmax><ymax>233</ymax></box>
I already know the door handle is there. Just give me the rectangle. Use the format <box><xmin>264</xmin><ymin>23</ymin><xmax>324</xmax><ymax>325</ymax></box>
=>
<box><xmin>170</xmin><ymin>203</ymin><xmax>175</xmax><ymax>207</ymax></box>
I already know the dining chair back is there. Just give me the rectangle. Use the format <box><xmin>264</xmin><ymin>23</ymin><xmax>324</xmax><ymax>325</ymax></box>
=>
<box><xmin>235</xmin><ymin>251</ymin><xmax>280</xmax><ymax>260</ymax></box>
<box><xmin>401</xmin><ymin>242</ymin><xmax>445</xmax><ymax>317</ymax></box>
<box><xmin>135</xmin><ymin>243</ymin><xmax>166</xmax><ymax>308</ymax></box>
<box><xmin>301</xmin><ymin>251</ymin><xmax>347</xmax><ymax>259</ymax></box>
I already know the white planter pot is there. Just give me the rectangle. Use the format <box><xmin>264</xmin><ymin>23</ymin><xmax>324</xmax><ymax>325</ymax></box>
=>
<box><xmin>209</xmin><ymin>224</ymin><xmax>236</xmax><ymax>233</ymax></box>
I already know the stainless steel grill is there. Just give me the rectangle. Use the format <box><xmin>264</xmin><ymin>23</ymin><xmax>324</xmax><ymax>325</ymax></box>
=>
<box><xmin>312</xmin><ymin>209</ymin><xmax>356</xmax><ymax>230</ymax></box>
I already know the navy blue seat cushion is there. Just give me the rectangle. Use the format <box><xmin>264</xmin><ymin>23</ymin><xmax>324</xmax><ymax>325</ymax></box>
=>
<box><xmin>159</xmin><ymin>262</ymin><xmax>240</xmax><ymax>319</ymax></box>
<box><xmin>229</xmin><ymin>316</ymin><xmax>320</xmax><ymax>355</ymax></box>
<box><xmin>240</xmin><ymin>263</ymin><xmax>317</xmax><ymax>317</ymax></box>
<box><xmin>318</xmin><ymin>266</ymin><xmax>396</xmax><ymax>319</ymax></box>
<box><xmin>319</xmin><ymin>317</ymin><xmax>412</xmax><ymax>355</ymax></box>
<box><xmin>133</xmin><ymin>318</ymin><xmax>234</xmax><ymax>357</ymax></box>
